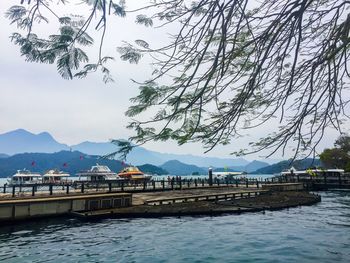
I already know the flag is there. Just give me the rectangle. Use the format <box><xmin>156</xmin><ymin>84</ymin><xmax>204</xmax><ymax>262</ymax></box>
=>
<box><xmin>80</xmin><ymin>155</ymin><xmax>84</xmax><ymax>160</ymax></box>
<box><xmin>31</xmin><ymin>161</ymin><xmax>35</xmax><ymax>166</ymax></box>
<box><xmin>121</xmin><ymin>161</ymin><xmax>125</xmax><ymax>166</ymax></box>
<box><xmin>63</xmin><ymin>163</ymin><xmax>68</xmax><ymax>167</ymax></box>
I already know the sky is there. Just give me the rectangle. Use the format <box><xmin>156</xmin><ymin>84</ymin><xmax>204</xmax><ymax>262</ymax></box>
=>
<box><xmin>0</xmin><ymin>0</ymin><xmax>348</xmax><ymax>161</ymax></box>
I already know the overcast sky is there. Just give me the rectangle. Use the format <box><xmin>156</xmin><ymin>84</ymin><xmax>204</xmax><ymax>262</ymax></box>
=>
<box><xmin>0</xmin><ymin>0</ymin><xmax>348</xmax><ymax>161</ymax></box>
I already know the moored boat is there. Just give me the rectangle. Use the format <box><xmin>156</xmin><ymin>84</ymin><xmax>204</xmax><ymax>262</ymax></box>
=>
<box><xmin>7</xmin><ymin>169</ymin><xmax>42</xmax><ymax>185</ymax></box>
<box><xmin>117</xmin><ymin>166</ymin><xmax>152</xmax><ymax>181</ymax></box>
<box><xmin>213</xmin><ymin>171</ymin><xmax>245</xmax><ymax>181</ymax></box>
<box><xmin>281</xmin><ymin>167</ymin><xmax>345</xmax><ymax>179</ymax></box>
<box><xmin>77</xmin><ymin>164</ymin><xmax>121</xmax><ymax>181</ymax></box>
<box><xmin>42</xmin><ymin>169</ymin><xmax>70</xmax><ymax>184</ymax></box>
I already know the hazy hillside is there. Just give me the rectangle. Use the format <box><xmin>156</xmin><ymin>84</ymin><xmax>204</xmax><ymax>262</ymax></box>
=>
<box><xmin>0</xmin><ymin>151</ymin><xmax>168</xmax><ymax>178</ymax></box>
<box><xmin>137</xmin><ymin>164</ymin><xmax>168</xmax><ymax>175</ymax></box>
<box><xmin>244</xmin><ymin>160</ymin><xmax>269</xmax><ymax>173</ymax></box>
<box><xmin>0</xmin><ymin>129</ymin><xmax>69</xmax><ymax>155</ymax></box>
<box><xmin>72</xmin><ymin>140</ymin><xmax>249</xmax><ymax>167</ymax></box>
<box><xmin>0</xmin><ymin>129</ymin><xmax>273</xmax><ymax>169</ymax></box>
<box><xmin>0</xmin><ymin>153</ymin><xmax>9</xmax><ymax>158</ymax></box>
<box><xmin>160</xmin><ymin>160</ymin><xmax>206</xmax><ymax>176</ymax></box>
<box><xmin>253</xmin><ymin>158</ymin><xmax>322</xmax><ymax>174</ymax></box>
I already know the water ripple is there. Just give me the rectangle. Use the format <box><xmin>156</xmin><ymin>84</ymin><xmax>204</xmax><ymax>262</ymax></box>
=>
<box><xmin>0</xmin><ymin>191</ymin><xmax>349</xmax><ymax>262</ymax></box>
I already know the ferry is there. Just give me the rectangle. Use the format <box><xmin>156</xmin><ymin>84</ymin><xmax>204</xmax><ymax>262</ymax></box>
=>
<box><xmin>7</xmin><ymin>169</ymin><xmax>42</xmax><ymax>185</ymax></box>
<box><xmin>77</xmin><ymin>164</ymin><xmax>121</xmax><ymax>181</ymax></box>
<box><xmin>281</xmin><ymin>167</ymin><xmax>345</xmax><ymax>179</ymax></box>
<box><xmin>213</xmin><ymin>171</ymin><xmax>246</xmax><ymax>182</ymax></box>
<box><xmin>117</xmin><ymin>166</ymin><xmax>152</xmax><ymax>181</ymax></box>
<box><xmin>42</xmin><ymin>169</ymin><xmax>70</xmax><ymax>184</ymax></box>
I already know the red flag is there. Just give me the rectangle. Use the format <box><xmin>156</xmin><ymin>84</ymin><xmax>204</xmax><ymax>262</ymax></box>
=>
<box><xmin>63</xmin><ymin>163</ymin><xmax>68</xmax><ymax>167</ymax></box>
<box><xmin>31</xmin><ymin>161</ymin><xmax>35</xmax><ymax>166</ymax></box>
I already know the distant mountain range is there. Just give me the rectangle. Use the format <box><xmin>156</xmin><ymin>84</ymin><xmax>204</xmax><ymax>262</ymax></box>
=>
<box><xmin>0</xmin><ymin>129</ymin><xmax>268</xmax><ymax>168</ymax></box>
<box><xmin>0</xmin><ymin>151</ymin><xmax>167</xmax><ymax>178</ymax></box>
<box><xmin>0</xmin><ymin>153</ymin><xmax>9</xmax><ymax>159</ymax></box>
<box><xmin>0</xmin><ymin>129</ymin><xmax>69</xmax><ymax>155</ymax></box>
<box><xmin>253</xmin><ymin>158</ymin><xmax>322</xmax><ymax>174</ymax></box>
<box><xmin>160</xmin><ymin>160</ymin><xmax>207</xmax><ymax>176</ymax></box>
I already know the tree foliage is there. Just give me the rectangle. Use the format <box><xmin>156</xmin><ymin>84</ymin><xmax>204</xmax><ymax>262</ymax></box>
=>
<box><xmin>320</xmin><ymin>135</ymin><xmax>350</xmax><ymax>171</ymax></box>
<box><xmin>6</xmin><ymin>0</ymin><xmax>350</xmax><ymax>159</ymax></box>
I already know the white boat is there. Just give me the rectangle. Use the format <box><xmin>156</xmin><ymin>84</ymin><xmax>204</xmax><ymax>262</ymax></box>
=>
<box><xmin>42</xmin><ymin>169</ymin><xmax>70</xmax><ymax>184</ymax></box>
<box><xmin>281</xmin><ymin>167</ymin><xmax>345</xmax><ymax>178</ymax></box>
<box><xmin>77</xmin><ymin>164</ymin><xmax>121</xmax><ymax>181</ymax></box>
<box><xmin>213</xmin><ymin>171</ymin><xmax>245</xmax><ymax>181</ymax></box>
<box><xmin>7</xmin><ymin>169</ymin><xmax>42</xmax><ymax>185</ymax></box>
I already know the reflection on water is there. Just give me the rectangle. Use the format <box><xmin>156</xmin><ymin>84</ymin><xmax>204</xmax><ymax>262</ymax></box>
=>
<box><xmin>0</xmin><ymin>191</ymin><xmax>349</xmax><ymax>262</ymax></box>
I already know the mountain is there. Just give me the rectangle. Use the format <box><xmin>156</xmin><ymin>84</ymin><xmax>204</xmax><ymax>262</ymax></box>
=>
<box><xmin>0</xmin><ymin>153</ymin><xmax>9</xmax><ymax>159</ymax></box>
<box><xmin>244</xmin><ymin>160</ymin><xmax>269</xmax><ymax>173</ymax></box>
<box><xmin>137</xmin><ymin>164</ymin><xmax>168</xmax><ymax>175</ymax></box>
<box><xmin>160</xmin><ymin>160</ymin><xmax>206</xmax><ymax>176</ymax></box>
<box><xmin>0</xmin><ymin>151</ymin><xmax>168</xmax><ymax>178</ymax></box>
<box><xmin>253</xmin><ymin>158</ymin><xmax>322</xmax><ymax>174</ymax></box>
<box><xmin>72</xmin><ymin>142</ymin><xmax>166</xmax><ymax>165</ymax></box>
<box><xmin>211</xmin><ymin>160</ymin><xmax>269</xmax><ymax>173</ymax></box>
<box><xmin>0</xmin><ymin>129</ymin><xmax>269</xmax><ymax>168</ymax></box>
<box><xmin>0</xmin><ymin>129</ymin><xmax>69</xmax><ymax>155</ymax></box>
<box><xmin>72</xmin><ymin>141</ymin><xmax>249</xmax><ymax>167</ymax></box>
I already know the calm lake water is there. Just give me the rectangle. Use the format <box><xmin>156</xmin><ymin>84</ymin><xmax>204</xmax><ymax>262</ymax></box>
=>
<box><xmin>0</xmin><ymin>190</ymin><xmax>349</xmax><ymax>262</ymax></box>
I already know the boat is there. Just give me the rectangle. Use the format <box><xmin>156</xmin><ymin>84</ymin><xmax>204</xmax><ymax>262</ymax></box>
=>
<box><xmin>117</xmin><ymin>166</ymin><xmax>152</xmax><ymax>181</ymax></box>
<box><xmin>42</xmin><ymin>169</ymin><xmax>70</xmax><ymax>184</ymax></box>
<box><xmin>7</xmin><ymin>169</ymin><xmax>42</xmax><ymax>185</ymax></box>
<box><xmin>213</xmin><ymin>171</ymin><xmax>245</xmax><ymax>182</ymax></box>
<box><xmin>281</xmin><ymin>167</ymin><xmax>345</xmax><ymax>179</ymax></box>
<box><xmin>77</xmin><ymin>164</ymin><xmax>121</xmax><ymax>181</ymax></box>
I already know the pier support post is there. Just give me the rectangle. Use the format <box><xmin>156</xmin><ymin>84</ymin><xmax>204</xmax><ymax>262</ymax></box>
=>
<box><xmin>338</xmin><ymin>174</ymin><xmax>342</xmax><ymax>186</ymax></box>
<box><xmin>256</xmin><ymin>179</ymin><xmax>259</xmax><ymax>188</ymax></box>
<box><xmin>3</xmin><ymin>183</ymin><xmax>6</xmax><ymax>194</ymax></box>
<box><xmin>12</xmin><ymin>186</ymin><xmax>15</xmax><ymax>197</ymax></box>
<box><xmin>81</xmin><ymin>183</ymin><xmax>85</xmax><ymax>193</ymax></box>
<box><xmin>208</xmin><ymin>168</ymin><xmax>213</xmax><ymax>186</ymax></box>
<box><xmin>143</xmin><ymin>181</ymin><xmax>146</xmax><ymax>191</ymax></box>
<box><xmin>236</xmin><ymin>179</ymin><xmax>238</xmax><ymax>187</ymax></box>
<box><xmin>66</xmin><ymin>185</ymin><xmax>69</xmax><ymax>194</ymax></box>
<box><xmin>195</xmin><ymin>179</ymin><xmax>197</xmax><ymax>187</ymax></box>
<box><xmin>162</xmin><ymin>179</ymin><xmax>165</xmax><ymax>190</ymax></box>
<box><xmin>32</xmin><ymin>186</ymin><xmax>35</xmax><ymax>196</ymax></box>
<box><xmin>108</xmin><ymin>182</ymin><xmax>112</xmax><ymax>193</ymax></box>
<box><xmin>121</xmin><ymin>181</ymin><xmax>124</xmax><ymax>191</ymax></box>
<box><xmin>49</xmin><ymin>184</ymin><xmax>53</xmax><ymax>195</ymax></box>
<box><xmin>246</xmin><ymin>179</ymin><xmax>249</xmax><ymax>188</ymax></box>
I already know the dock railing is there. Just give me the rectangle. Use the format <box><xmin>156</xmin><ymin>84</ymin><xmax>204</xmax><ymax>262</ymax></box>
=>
<box><xmin>0</xmin><ymin>177</ymin><xmax>266</xmax><ymax>198</ymax></box>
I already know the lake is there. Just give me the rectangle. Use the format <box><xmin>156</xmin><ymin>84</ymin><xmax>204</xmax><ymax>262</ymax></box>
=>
<box><xmin>0</xmin><ymin>190</ymin><xmax>349</xmax><ymax>262</ymax></box>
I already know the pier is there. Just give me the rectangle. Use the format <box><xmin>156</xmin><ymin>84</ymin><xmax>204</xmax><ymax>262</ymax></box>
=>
<box><xmin>0</xmin><ymin>178</ymin><xmax>322</xmax><ymax>223</ymax></box>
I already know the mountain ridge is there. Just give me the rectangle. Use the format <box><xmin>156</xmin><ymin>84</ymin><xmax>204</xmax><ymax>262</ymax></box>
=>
<box><xmin>1</xmin><ymin>129</ymin><xmax>251</xmax><ymax>167</ymax></box>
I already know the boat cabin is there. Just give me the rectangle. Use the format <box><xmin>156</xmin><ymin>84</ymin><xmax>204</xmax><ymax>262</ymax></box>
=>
<box><xmin>42</xmin><ymin>169</ymin><xmax>70</xmax><ymax>184</ymax></box>
<box><xmin>77</xmin><ymin>164</ymin><xmax>120</xmax><ymax>181</ymax></box>
<box><xmin>8</xmin><ymin>169</ymin><xmax>42</xmax><ymax>185</ymax></box>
